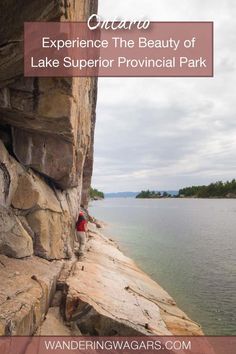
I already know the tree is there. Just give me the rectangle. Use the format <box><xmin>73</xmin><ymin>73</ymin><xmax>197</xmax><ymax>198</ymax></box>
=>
<box><xmin>89</xmin><ymin>187</ymin><xmax>104</xmax><ymax>200</ymax></box>
<box><xmin>136</xmin><ymin>190</ymin><xmax>165</xmax><ymax>198</ymax></box>
<box><xmin>178</xmin><ymin>179</ymin><xmax>236</xmax><ymax>198</ymax></box>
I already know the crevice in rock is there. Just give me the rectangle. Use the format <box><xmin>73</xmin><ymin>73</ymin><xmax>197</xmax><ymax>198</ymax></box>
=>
<box><xmin>63</xmin><ymin>0</ymin><xmax>70</xmax><ymax>19</ymax></box>
<box><xmin>0</xmin><ymin>124</ymin><xmax>13</xmax><ymax>153</ymax></box>
<box><xmin>32</xmin><ymin>77</ymin><xmax>39</xmax><ymax>112</ymax></box>
<box><xmin>0</xmin><ymin>161</ymin><xmax>10</xmax><ymax>201</ymax></box>
<box><xmin>0</xmin><ymin>259</ymin><xmax>6</xmax><ymax>267</ymax></box>
<box><xmin>0</xmin><ymin>40</ymin><xmax>22</xmax><ymax>50</ymax></box>
<box><xmin>125</xmin><ymin>285</ymin><xmax>201</xmax><ymax>327</ymax></box>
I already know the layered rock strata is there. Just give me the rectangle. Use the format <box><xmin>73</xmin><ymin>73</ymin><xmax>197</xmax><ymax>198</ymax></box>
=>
<box><xmin>0</xmin><ymin>0</ymin><xmax>98</xmax><ymax>334</ymax></box>
<box><xmin>0</xmin><ymin>255</ymin><xmax>63</xmax><ymax>335</ymax></box>
<box><xmin>0</xmin><ymin>0</ymin><xmax>98</xmax><ymax>259</ymax></box>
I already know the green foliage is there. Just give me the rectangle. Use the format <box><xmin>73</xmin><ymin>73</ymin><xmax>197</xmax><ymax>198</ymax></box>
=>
<box><xmin>89</xmin><ymin>187</ymin><xmax>104</xmax><ymax>200</ymax></box>
<box><xmin>178</xmin><ymin>179</ymin><xmax>236</xmax><ymax>198</ymax></box>
<box><xmin>162</xmin><ymin>191</ymin><xmax>169</xmax><ymax>197</ymax></box>
<box><xmin>136</xmin><ymin>190</ymin><xmax>169</xmax><ymax>198</ymax></box>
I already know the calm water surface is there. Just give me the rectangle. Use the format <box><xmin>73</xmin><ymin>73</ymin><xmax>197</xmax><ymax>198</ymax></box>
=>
<box><xmin>89</xmin><ymin>198</ymin><xmax>236</xmax><ymax>335</ymax></box>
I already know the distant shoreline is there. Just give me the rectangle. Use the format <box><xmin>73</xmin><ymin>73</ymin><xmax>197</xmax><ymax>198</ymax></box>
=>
<box><xmin>93</xmin><ymin>196</ymin><xmax>236</xmax><ymax>200</ymax></box>
<box><xmin>136</xmin><ymin>196</ymin><xmax>236</xmax><ymax>199</ymax></box>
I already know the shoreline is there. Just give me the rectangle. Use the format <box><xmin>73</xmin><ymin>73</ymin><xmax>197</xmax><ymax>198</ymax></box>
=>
<box><xmin>89</xmin><ymin>219</ymin><xmax>204</xmax><ymax>332</ymax></box>
<box><xmin>70</xmin><ymin>220</ymin><xmax>203</xmax><ymax>335</ymax></box>
<box><xmin>90</xmin><ymin>198</ymin><xmax>236</xmax><ymax>336</ymax></box>
<box><xmin>136</xmin><ymin>197</ymin><xmax>236</xmax><ymax>199</ymax></box>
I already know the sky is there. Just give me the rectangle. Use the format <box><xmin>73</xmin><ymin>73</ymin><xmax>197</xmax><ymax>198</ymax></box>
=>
<box><xmin>92</xmin><ymin>0</ymin><xmax>236</xmax><ymax>193</ymax></box>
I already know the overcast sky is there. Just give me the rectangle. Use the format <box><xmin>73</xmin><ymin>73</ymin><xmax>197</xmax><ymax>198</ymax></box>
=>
<box><xmin>92</xmin><ymin>0</ymin><xmax>236</xmax><ymax>193</ymax></box>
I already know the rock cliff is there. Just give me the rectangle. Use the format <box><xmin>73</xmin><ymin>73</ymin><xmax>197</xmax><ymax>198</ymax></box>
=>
<box><xmin>0</xmin><ymin>0</ymin><xmax>203</xmax><ymax>337</ymax></box>
<box><xmin>0</xmin><ymin>0</ymin><xmax>98</xmax><ymax>334</ymax></box>
<box><xmin>0</xmin><ymin>0</ymin><xmax>98</xmax><ymax>261</ymax></box>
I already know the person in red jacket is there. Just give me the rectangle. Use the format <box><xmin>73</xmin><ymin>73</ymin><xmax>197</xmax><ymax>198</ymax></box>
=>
<box><xmin>75</xmin><ymin>211</ymin><xmax>88</xmax><ymax>256</ymax></box>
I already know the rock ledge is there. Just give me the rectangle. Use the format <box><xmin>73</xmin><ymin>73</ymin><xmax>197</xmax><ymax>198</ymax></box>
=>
<box><xmin>64</xmin><ymin>225</ymin><xmax>203</xmax><ymax>336</ymax></box>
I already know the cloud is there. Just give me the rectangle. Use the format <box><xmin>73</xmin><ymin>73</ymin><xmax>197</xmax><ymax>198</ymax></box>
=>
<box><xmin>92</xmin><ymin>0</ymin><xmax>236</xmax><ymax>192</ymax></box>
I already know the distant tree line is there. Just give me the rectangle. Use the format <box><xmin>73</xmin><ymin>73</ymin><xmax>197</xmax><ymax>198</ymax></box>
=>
<box><xmin>178</xmin><ymin>179</ymin><xmax>236</xmax><ymax>198</ymax></box>
<box><xmin>136</xmin><ymin>190</ymin><xmax>171</xmax><ymax>198</ymax></box>
<box><xmin>89</xmin><ymin>187</ymin><xmax>104</xmax><ymax>200</ymax></box>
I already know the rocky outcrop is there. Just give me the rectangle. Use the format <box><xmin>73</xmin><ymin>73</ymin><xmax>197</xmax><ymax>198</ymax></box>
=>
<box><xmin>0</xmin><ymin>0</ymin><xmax>98</xmax><ymax>191</ymax></box>
<box><xmin>0</xmin><ymin>206</ymin><xmax>33</xmax><ymax>258</ymax></box>
<box><xmin>0</xmin><ymin>0</ymin><xmax>98</xmax><ymax>87</ymax></box>
<box><xmin>0</xmin><ymin>223</ymin><xmax>203</xmax><ymax>337</ymax></box>
<box><xmin>0</xmin><ymin>140</ymin><xmax>23</xmax><ymax>208</ymax></box>
<box><xmin>36</xmin><ymin>307</ymin><xmax>72</xmax><ymax>336</ymax></box>
<box><xmin>81</xmin><ymin>77</ymin><xmax>98</xmax><ymax>207</ymax></box>
<box><xmin>1</xmin><ymin>76</ymin><xmax>96</xmax><ymax>191</ymax></box>
<box><xmin>0</xmin><ymin>1</ymin><xmax>98</xmax><ymax>260</ymax></box>
<box><xmin>0</xmin><ymin>0</ymin><xmax>98</xmax><ymax>335</ymax></box>
<box><xmin>63</xmin><ymin>224</ymin><xmax>203</xmax><ymax>336</ymax></box>
<box><xmin>0</xmin><ymin>255</ymin><xmax>63</xmax><ymax>335</ymax></box>
<box><xmin>0</xmin><ymin>140</ymin><xmax>73</xmax><ymax>260</ymax></box>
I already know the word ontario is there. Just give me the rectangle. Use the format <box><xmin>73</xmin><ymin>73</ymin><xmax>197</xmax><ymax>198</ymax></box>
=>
<box><xmin>87</xmin><ymin>14</ymin><xmax>150</xmax><ymax>30</ymax></box>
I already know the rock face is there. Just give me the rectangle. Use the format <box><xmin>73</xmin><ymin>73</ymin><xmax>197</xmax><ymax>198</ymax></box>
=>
<box><xmin>0</xmin><ymin>206</ymin><xmax>33</xmax><ymax>258</ymax></box>
<box><xmin>0</xmin><ymin>0</ymin><xmax>98</xmax><ymax>333</ymax></box>
<box><xmin>0</xmin><ymin>255</ymin><xmax>63</xmax><ymax>335</ymax></box>
<box><xmin>81</xmin><ymin>78</ymin><xmax>97</xmax><ymax>207</ymax></box>
<box><xmin>0</xmin><ymin>1</ymin><xmax>98</xmax><ymax>261</ymax></box>
<box><xmin>35</xmin><ymin>307</ymin><xmax>72</xmax><ymax>336</ymax></box>
<box><xmin>0</xmin><ymin>140</ymin><xmax>74</xmax><ymax>260</ymax></box>
<box><xmin>0</xmin><ymin>140</ymin><xmax>23</xmax><ymax>208</ymax></box>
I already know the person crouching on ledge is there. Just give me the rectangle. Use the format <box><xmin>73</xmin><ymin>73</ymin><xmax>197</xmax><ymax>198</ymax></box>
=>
<box><xmin>75</xmin><ymin>211</ymin><xmax>88</xmax><ymax>256</ymax></box>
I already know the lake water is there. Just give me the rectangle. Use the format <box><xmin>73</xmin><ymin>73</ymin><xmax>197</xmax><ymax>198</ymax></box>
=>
<box><xmin>89</xmin><ymin>198</ymin><xmax>236</xmax><ymax>335</ymax></box>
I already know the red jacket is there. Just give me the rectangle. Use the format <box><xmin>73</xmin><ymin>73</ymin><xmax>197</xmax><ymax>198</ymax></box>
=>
<box><xmin>76</xmin><ymin>219</ymin><xmax>87</xmax><ymax>232</ymax></box>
